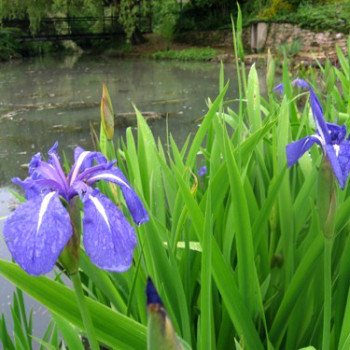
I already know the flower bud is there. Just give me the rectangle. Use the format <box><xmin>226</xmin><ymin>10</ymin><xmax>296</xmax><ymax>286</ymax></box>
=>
<box><xmin>101</xmin><ymin>83</ymin><xmax>115</xmax><ymax>141</ymax></box>
<box><xmin>318</xmin><ymin>157</ymin><xmax>337</xmax><ymax>239</ymax></box>
<box><xmin>146</xmin><ymin>278</ymin><xmax>183</xmax><ymax>350</ymax></box>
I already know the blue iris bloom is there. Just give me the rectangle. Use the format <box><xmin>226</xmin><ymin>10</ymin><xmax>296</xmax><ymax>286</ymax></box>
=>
<box><xmin>198</xmin><ymin>166</ymin><xmax>207</xmax><ymax>176</ymax></box>
<box><xmin>275</xmin><ymin>79</ymin><xmax>350</xmax><ymax>189</ymax></box>
<box><xmin>3</xmin><ymin>142</ymin><xmax>149</xmax><ymax>275</ymax></box>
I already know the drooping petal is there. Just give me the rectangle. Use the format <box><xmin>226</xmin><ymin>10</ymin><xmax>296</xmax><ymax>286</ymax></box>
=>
<box><xmin>325</xmin><ymin>144</ymin><xmax>346</xmax><ymax>189</ymax></box>
<box><xmin>12</xmin><ymin>177</ymin><xmax>41</xmax><ymax>199</ymax></box>
<box><xmin>292</xmin><ymin>78</ymin><xmax>310</xmax><ymax>89</ymax></box>
<box><xmin>83</xmin><ymin>193</ymin><xmax>137</xmax><ymax>272</ymax></box>
<box><xmin>86</xmin><ymin>167</ymin><xmax>149</xmax><ymax>225</ymax></box>
<box><xmin>274</xmin><ymin>83</ymin><xmax>284</xmax><ymax>94</ymax></box>
<box><xmin>112</xmin><ymin>168</ymin><xmax>149</xmax><ymax>225</ymax></box>
<box><xmin>85</xmin><ymin>168</ymin><xmax>130</xmax><ymax>188</ymax></box>
<box><xmin>119</xmin><ymin>185</ymin><xmax>150</xmax><ymax>225</ymax></box>
<box><xmin>338</xmin><ymin>140</ymin><xmax>350</xmax><ymax>186</ymax></box>
<box><xmin>286</xmin><ymin>135</ymin><xmax>321</xmax><ymax>167</ymax></box>
<box><xmin>3</xmin><ymin>192</ymin><xmax>72</xmax><ymax>275</ymax></box>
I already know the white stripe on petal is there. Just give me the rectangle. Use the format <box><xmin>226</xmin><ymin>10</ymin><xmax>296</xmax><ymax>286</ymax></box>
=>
<box><xmin>334</xmin><ymin>144</ymin><xmax>340</xmax><ymax>157</ymax></box>
<box><xmin>70</xmin><ymin>151</ymin><xmax>91</xmax><ymax>185</ymax></box>
<box><xmin>313</xmin><ymin>134</ymin><xmax>326</xmax><ymax>151</ymax></box>
<box><xmin>89</xmin><ymin>195</ymin><xmax>111</xmax><ymax>231</ymax></box>
<box><xmin>87</xmin><ymin>173</ymin><xmax>130</xmax><ymax>188</ymax></box>
<box><xmin>36</xmin><ymin>192</ymin><xmax>56</xmax><ymax>233</ymax></box>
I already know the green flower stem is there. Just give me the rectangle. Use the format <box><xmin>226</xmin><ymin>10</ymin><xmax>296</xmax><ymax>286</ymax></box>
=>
<box><xmin>71</xmin><ymin>272</ymin><xmax>100</xmax><ymax>350</ymax></box>
<box><xmin>322</xmin><ymin>237</ymin><xmax>333</xmax><ymax>350</ymax></box>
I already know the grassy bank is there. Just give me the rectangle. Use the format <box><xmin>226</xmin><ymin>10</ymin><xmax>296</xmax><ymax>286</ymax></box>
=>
<box><xmin>151</xmin><ymin>47</ymin><xmax>217</xmax><ymax>61</ymax></box>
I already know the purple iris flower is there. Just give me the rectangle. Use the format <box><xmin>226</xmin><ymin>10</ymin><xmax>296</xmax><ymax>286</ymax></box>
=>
<box><xmin>198</xmin><ymin>166</ymin><xmax>207</xmax><ymax>176</ymax></box>
<box><xmin>3</xmin><ymin>142</ymin><xmax>149</xmax><ymax>276</ymax></box>
<box><xmin>275</xmin><ymin>79</ymin><xmax>350</xmax><ymax>189</ymax></box>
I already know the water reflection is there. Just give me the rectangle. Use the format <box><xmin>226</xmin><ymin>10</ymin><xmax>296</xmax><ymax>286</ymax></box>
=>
<box><xmin>0</xmin><ymin>55</ymin><xmax>265</xmax><ymax>186</ymax></box>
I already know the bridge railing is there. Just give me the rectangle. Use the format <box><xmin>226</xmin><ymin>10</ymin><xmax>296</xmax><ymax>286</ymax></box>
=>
<box><xmin>2</xmin><ymin>15</ymin><xmax>152</xmax><ymax>39</ymax></box>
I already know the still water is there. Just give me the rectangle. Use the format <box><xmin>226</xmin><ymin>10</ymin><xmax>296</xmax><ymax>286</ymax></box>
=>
<box><xmin>0</xmin><ymin>54</ymin><xmax>266</xmax><ymax>343</ymax></box>
<box><xmin>0</xmin><ymin>55</ymin><xmax>245</xmax><ymax>185</ymax></box>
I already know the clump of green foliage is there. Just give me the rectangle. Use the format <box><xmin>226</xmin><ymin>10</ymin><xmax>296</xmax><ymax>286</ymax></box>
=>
<box><xmin>277</xmin><ymin>39</ymin><xmax>301</xmax><ymax>58</ymax></box>
<box><xmin>286</xmin><ymin>1</ymin><xmax>350</xmax><ymax>33</ymax></box>
<box><xmin>0</xmin><ymin>27</ymin><xmax>23</xmax><ymax>60</ymax></box>
<box><xmin>257</xmin><ymin>0</ymin><xmax>292</xmax><ymax>19</ymax></box>
<box><xmin>0</xmin><ymin>27</ymin><xmax>61</xmax><ymax>61</ymax></box>
<box><xmin>152</xmin><ymin>0</ymin><xmax>179</xmax><ymax>46</ymax></box>
<box><xmin>246</xmin><ymin>0</ymin><xmax>350</xmax><ymax>33</ymax></box>
<box><xmin>151</xmin><ymin>47</ymin><xmax>217</xmax><ymax>61</ymax></box>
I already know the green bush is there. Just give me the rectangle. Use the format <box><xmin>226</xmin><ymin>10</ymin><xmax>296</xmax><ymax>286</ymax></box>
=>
<box><xmin>0</xmin><ymin>27</ymin><xmax>23</xmax><ymax>60</ymax></box>
<box><xmin>246</xmin><ymin>0</ymin><xmax>350</xmax><ymax>33</ymax></box>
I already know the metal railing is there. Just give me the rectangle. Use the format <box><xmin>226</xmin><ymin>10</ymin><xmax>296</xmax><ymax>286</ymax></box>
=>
<box><xmin>2</xmin><ymin>15</ymin><xmax>152</xmax><ymax>41</ymax></box>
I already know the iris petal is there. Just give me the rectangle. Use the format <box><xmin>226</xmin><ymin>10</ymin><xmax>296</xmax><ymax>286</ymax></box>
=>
<box><xmin>29</xmin><ymin>153</ymin><xmax>42</xmax><ymax>176</ymax></box>
<box><xmin>84</xmin><ymin>166</ymin><xmax>149</xmax><ymax>225</ymax></box>
<box><xmin>286</xmin><ymin>135</ymin><xmax>321</xmax><ymax>167</ymax></box>
<box><xmin>112</xmin><ymin>168</ymin><xmax>149</xmax><ymax>225</ymax></box>
<box><xmin>325</xmin><ymin>144</ymin><xmax>346</xmax><ymax>189</ymax></box>
<box><xmin>12</xmin><ymin>177</ymin><xmax>41</xmax><ymax>199</ymax></box>
<box><xmin>274</xmin><ymin>83</ymin><xmax>284</xmax><ymax>94</ymax></box>
<box><xmin>292</xmin><ymin>79</ymin><xmax>310</xmax><ymax>89</ymax></box>
<box><xmin>69</xmin><ymin>149</ymin><xmax>108</xmax><ymax>185</ymax></box>
<box><xmin>309</xmin><ymin>90</ymin><xmax>331</xmax><ymax>144</ymax></box>
<box><xmin>198</xmin><ymin>166</ymin><xmax>207</xmax><ymax>176</ymax></box>
<box><xmin>338</xmin><ymin>140</ymin><xmax>350</xmax><ymax>186</ymax></box>
<box><xmin>3</xmin><ymin>192</ymin><xmax>72</xmax><ymax>275</ymax></box>
<box><xmin>291</xmin><ymin>79</ymin><xmax>330</xmax><ymax>144</ymax></box>
<box><xmin>327</xmin><ymin>123</ymin><xmax>347</xmax><ymax>144</ymax></box>
<box><xmin>48</xmin><ymin>142</ymin><xmax>68</xmax><ymax>192</ymax></box>
<box><xmin>83</xmin><ymin>193</ymin><xmax>137</xmax><ymax>272</ymax></box>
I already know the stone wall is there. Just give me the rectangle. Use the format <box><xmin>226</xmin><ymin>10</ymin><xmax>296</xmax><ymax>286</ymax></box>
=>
<box><xmin>175</xmin><ymin>23</ymin><xmax>348</xmax><ymax>54</ymax></box>
<box><xmin>264</xmin><ymin>23</ymin><xmax>348</xmax><ymax>54</ymax></box>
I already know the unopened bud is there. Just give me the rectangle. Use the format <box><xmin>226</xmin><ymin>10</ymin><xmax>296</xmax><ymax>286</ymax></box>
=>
<box><xmin>318</xmin><ymin>157</ymin><xmax>337</xmax><ymax>239</ymax></box>
<box><xmin>146</xmin><ymin>278</ymin><xmax>183</xmax><ymax>350</ymax></box>
<box><xmin>101</xmin><ymin>84</ymin><xmax>115</xmax><ymax>140</ymax></box>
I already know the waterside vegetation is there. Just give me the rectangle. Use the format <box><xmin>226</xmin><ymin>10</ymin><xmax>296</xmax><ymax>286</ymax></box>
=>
<box><xmin>0</xmin><ymin>1</ymin><xmax>348</xmax><ymax>62</ymax></box>
<box><xmin>151</xmin><ymin>47</ymin><xmax>217</xmax><ymax>61</ymax></box>
<box><xmin>2</xmin><ymin>7</ymin><xmax>350</xmax><ymax>349</ymax></box>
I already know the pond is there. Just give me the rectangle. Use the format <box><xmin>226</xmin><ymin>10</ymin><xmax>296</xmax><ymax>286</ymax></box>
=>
<box><xmin>0</xmin><ymin>54</ymin><xmax>266</xmax><ymax>343</ymax></box>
